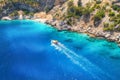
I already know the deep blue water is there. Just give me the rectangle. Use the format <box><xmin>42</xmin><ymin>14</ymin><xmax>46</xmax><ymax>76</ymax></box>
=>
<box><xmin>0</xmin><ymin>20</ymin><xmax>120</xmax><ymax>80</ymax></box>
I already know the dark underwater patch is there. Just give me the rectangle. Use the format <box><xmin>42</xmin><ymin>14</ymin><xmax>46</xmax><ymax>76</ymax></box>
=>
<box><xmin>110</xmin><ymin>55</ymin><xmax>120</xmax><ymax>60</ymax></box>
<box><xmin>64</xmin><ymin>39</ymin><xmax>73</xmax><ymax>42</ymax></box>
<box><xmin>73</xmin><ymin>46</ymin><xmax>83</xmax><ymax>50</ymax></box>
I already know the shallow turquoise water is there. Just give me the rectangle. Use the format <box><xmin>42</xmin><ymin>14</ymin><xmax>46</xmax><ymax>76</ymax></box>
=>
<box><xmin>0</xmin><ymin>20</ymin><xmax>120</xmax><ymax>80</ymax></box>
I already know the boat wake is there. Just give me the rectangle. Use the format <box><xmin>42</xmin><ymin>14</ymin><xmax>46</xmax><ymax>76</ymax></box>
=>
<box><xmin>51</xmin><ymin>41</ymin><xmax>112</xmax><ymax>80</ymax></box>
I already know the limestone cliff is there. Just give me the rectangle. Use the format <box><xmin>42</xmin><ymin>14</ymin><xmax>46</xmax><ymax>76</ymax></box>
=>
<box><xmin>0</xmin><ymin>0</ymin><xmax>66</xmax><ymax>19</ymax></box>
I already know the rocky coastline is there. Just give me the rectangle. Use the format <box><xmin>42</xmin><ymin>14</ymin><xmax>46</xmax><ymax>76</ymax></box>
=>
<box><xmin>46</xmin><ymin>19</ymin><xmax>120</xmax><ymax>45</ymax></box>
<box><xmin>1</xmin><ymin>12</ymin><xmax>120</xmax><ymax>45</ymax></box>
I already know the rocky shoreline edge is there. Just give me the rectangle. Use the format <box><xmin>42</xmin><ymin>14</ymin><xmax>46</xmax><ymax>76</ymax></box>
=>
<box><xmin>45</xmin><ymin>19</ymin><xmax>120</xmax><ymax>46</ymax></box>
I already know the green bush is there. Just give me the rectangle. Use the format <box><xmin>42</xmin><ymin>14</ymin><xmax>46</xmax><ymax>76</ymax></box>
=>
<box><xmin>90</xmin><ymin>7</ymin><xmax>95</xmax><ymax>12</ymax></box>
<box><xmin>93</xmin><ymin>4</ymin><xmax>101</xmax><ymax>9</ymax></box>
<box><xmin>104</xmin><ymin>23</ymin><xmax>109</xmax><ymax>27</ymax></box>
<box><xmin>115</xmin><ymin>19</ymin><xmax>120</xmax><ymax>25</ymax></box>
<box><xmin>94</xmin><ymin>9</ymin><xmax>105</xmax><ymax>20</ymax></box>
<box><xmin>117</xmin><ymin>14</ymin><xmax>120</xmax><ymax>17</ymax></box>
<box><xmin>109</xmin><ymin>14</ymin><xmax>120</xmax><ymax>26</ymax></box>
<box><xmin>103</xmin><ymin>23</ymin><xmax>115</xmax><ymax>31</ymax></box>
<box><xmin>102</xmin><ymin>6</ymin><xmax>106</xmax><ymax>10</ymax></box>
<box><xmin>82</xmin><ymin>7</ymin><xmax>91</xmax><ymax>15</ymax></box>
<box><xmin>78</xmin><ymin>0</ymin><xmax>82</xmax><ymax>7</ymax></box>
<box><xmin>112</xmin><ymin>5</ymin><xmax>120</xmax><ymax>11</ymax></box>
<box><xmin>109</xmin><ymin>16</ymin><xmax>116</xmax><ymax>21</ymax></box>
<box><xmin>67</xmin><ymin>3</ymin><xmax>94</xmax><ymax>18</ymax></box>
<box><xmin>67</xmin><ymin>6</ymin><xmax>83</xmax><ymax>18</ymax></box>
<box><xmin>109</xmin><ymin>12</ymin><xmax>115</xmax><ymax>17</ymax></box>
<box><xmin>82</xmin><ymin>3</ymin><xmax>94</xmax><ymax>15</ymax></box>
<box><xmin>24</xmin><ymin>10</ymin><xmax>29</xmax><ymax>15</ymax></box>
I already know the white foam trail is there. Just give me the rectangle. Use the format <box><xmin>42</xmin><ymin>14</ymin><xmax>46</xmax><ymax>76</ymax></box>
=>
<box><xmin>51</xmin><ymin>42</ymin><xmax>112</xmax><ymax>80</ymax></box>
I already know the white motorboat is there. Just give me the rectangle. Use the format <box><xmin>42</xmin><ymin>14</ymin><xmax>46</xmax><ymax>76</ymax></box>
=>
<box><xmin>51</xmin><ymin>40</ymin><xmax>58</xmax><ymax>45</ymax></box>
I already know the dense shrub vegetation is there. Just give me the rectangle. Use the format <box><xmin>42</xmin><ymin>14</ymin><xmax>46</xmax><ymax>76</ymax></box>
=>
<box><xmin>109</xmin><ymin>11</ymin><xmax>115</xmax><ymax>17</ymax></box>
<box><xmin>112</xmin><ymin>5</ymin><xmax>120</xmax><ymax>11</ymax></box>
<box><xmin>94</xmin><ymin>9</ymin><xmax>105</xmax><ymax>20</ymax></box>
<box><xmin>103</xmin><ymin>23</ymin><xmax>115</xmax><ymax>31</ymax></box>
<box><xmin>67</xmin><ymin>1</ymin><xmax>93</xmax><ymax>18</ymax></box>
<box><xmin>67</xmin><ymin>6</ymin><xmax>83</xmax><ymax>18</ymax></box>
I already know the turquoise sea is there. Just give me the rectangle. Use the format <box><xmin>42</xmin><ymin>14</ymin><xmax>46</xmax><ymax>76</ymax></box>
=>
<box><xmin>0</xmin><ymin>20</ymin><xmax>120</xmax><ymax>80</ymax></box>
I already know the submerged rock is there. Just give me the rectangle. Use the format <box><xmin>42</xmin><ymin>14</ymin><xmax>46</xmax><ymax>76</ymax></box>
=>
<box><xmin>110</xmin><ymin>55</ymin><xmax>120</xmax><ymax>60</ymax></box>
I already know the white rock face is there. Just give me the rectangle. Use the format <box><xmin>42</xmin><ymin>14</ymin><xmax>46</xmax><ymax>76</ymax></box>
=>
<box><xmin>2</xmin><ymin>16</ymin><xmax>12</xmax><ymax>20</ymax></box>
<box><xmin>19</xmin><ymin>15</ymin><xmax>23</xmax><ymax>20</ymax></box>
<box><xmin>105</xmin><ymin>33</ymin><xmax>111</xmax><ymax>38</ymax></box>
